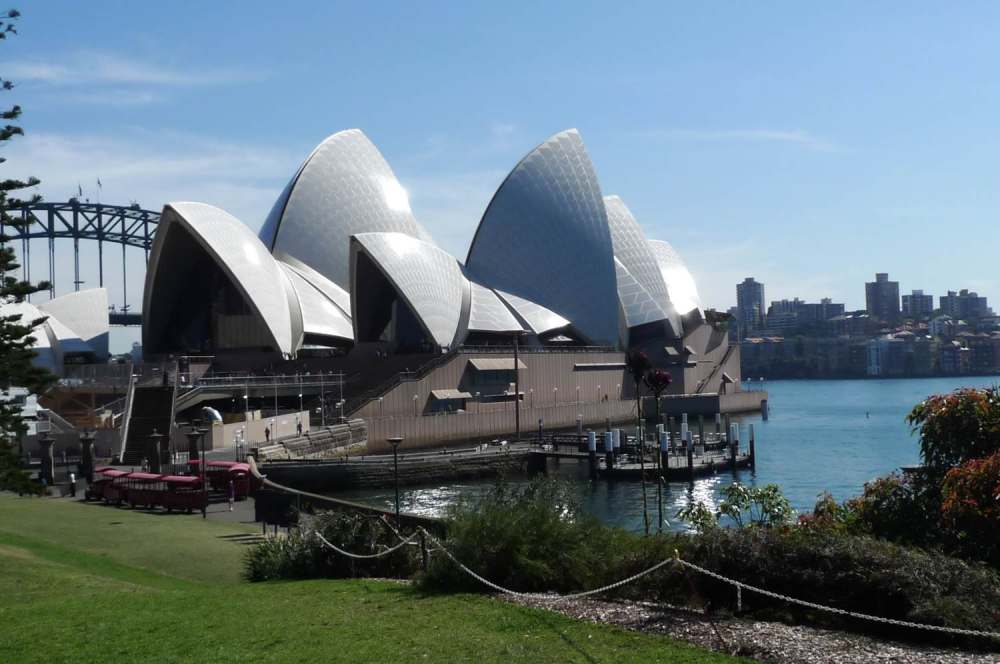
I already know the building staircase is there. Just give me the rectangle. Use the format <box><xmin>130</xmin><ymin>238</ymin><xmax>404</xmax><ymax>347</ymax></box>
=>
<box><xmin>119</xmin><ymin>386</ymin><xmax>175</xmax><ymax>465</ymax></box>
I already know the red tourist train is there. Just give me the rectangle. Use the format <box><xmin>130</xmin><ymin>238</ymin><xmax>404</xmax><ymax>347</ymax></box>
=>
<box><xmin>83</xmin><ymin>464</ymin><xmax>258</xmax><ymax>512</ymax></box>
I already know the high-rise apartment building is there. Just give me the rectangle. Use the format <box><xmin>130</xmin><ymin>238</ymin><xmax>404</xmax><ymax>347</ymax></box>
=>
<box><xmin>865</xmin><ymin>273</ymin><xmax>900</xmax><ymax>323</ymax></box>
<box><xmin>736</xmin><ymin>278</ymin><xmax>766</xmax><ymax>336</ymax></box>
<box><xmin>901</xmin><ymin>290</ymin><xmax>934</xmax><ymax>317</ymax></box>
<box><xmin>940</xmin><ymin>289</ymin><xmax>991</xmax><ymax>320</ymax></box>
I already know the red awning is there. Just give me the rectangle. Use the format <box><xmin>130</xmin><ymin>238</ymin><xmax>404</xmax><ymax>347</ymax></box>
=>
<box><xmin>125</xmin><ymin>472</ymin><xmax>163</xmax><ymax>481</ymax></box>
<box><xmin>161</xmin><ymin>475</ymin><xmax>201</xmax><ymax>485</ymax></box>
<box><xmin>98</xmin><ymin>469</ymin><xmax>128</xmax><ymax>478</ymax></box>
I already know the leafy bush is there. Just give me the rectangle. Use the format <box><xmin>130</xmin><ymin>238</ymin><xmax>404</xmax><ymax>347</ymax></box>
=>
<box><xmin>245</xmin><ymin>511</ymin><xmax>418</xmax><ymax>582</ymax></box>
<box><xmin>907</xmin><ymin>387</ymin><xmax>1000</xmax><ymax>475</ymax></box>
<box><xmin>940</xmin><ymin>451</ymin><xmax>1000</xmax><ymax>566</ymax></box>
<box><xmin>663</xmin><ymin>527</ymin><xmax>1000</xmax><ymax>643</ymax></box>
<box><xmin>677</xmin><ymin>482</ymin><xmax>795</xmax><ymax>532</ymax></box>
<box><xmin>420</xmin><ymin>478</ymin><xmax>657</xmax><ymax>593</ymax></box>
<box><xmin>842</xmin><ymin>471</ymin><xmax>942</xmax><ymax>547</ymax></box>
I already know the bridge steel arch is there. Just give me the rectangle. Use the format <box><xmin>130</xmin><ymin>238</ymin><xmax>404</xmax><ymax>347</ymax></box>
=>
<box><xmin>4</xmin><ymin>201</ymin><xmax>160</xmax><ymax>320</ymax></box>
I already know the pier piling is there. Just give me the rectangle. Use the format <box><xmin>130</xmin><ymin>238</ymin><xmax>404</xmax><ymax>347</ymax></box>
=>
<box><xmin>587</xmin><ymin>430</ymin><xmax>598</xmax><ymax>480</ymax></box>
<box><xmin>749</xmin><ymin>423</ymin><xmax>756</xmax><ymax>471</ymax></box>
<box><xmin>686</xmin><ymin>431</ymin><xmax>695</xmax><ymax>481</ymax></box>
<box><xmin>604</xmin><ymin>431</ymin><xmax>614</xmax><ymax>472</ymax></box>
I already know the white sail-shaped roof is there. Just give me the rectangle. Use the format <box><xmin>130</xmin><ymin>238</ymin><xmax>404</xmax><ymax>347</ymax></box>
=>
<box><xmin>605</xmin><ymin>195</ymin><xmax>682</xmax><ymax>336</ymax></box>
<box><xmin>261</xmin><ymin>129</ymin><xmax>434</xmax><ymax>291</ymax></box>
<box><xmin>275</xmin><ymin>252</ymin><xmax>352</xmax><ymax>319</ymax></box>
<box><xmin>466</xmin><ymin>281</ymin><xmax>525</xmax><ymax>333</ymax></box>
<box><xmin>38</xmin><ymin>288</ymin><xmax>110</xmax><ymax>360</ymax></box>
<box><xmin>614</xmin><ymin>258</ymin><xmax>670</xmax><ymax>329</ymax></box>
<box><xmin>279</xmin><ymin>264</ymin><xmax>354</xmax><ymax>343</ymax></box>
<box><xmin>648</xmin><ymin>239</ymin><xmax>702</xmax><ymax>318</ymax></box>
<box><xmin>465</xmin><ymin>129</ymin><xmax>620</xmax><ymax>345</ymax></box>
<box><xmin>494</xmin><ymin>290</ymin><xmax>570</xmax><ymax>336</ymax></box>
<box><xmin>144</xmin><ymin>202</ymin><xmax>295</xmax><ymax>355</ymax></box>
<box><xmin>351</xmin><ymin>232</ymin><xmax>467</xmax><ymax>349</ymax></box>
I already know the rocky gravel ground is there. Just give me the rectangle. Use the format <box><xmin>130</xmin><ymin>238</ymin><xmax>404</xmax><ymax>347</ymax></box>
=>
<box><xmin>502</xmin><ymin>595</ymin><xmax>1000</xmax><ymax>664</ymax></box>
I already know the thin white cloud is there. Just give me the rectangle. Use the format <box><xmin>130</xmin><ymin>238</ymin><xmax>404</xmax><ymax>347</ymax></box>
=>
<box><xmin>7</xmin><ymin>51</ymin><xmax>262</xmax><ymax>87</ymax></box>
<box><xmin>5</xmin><ymin>130</ymin><xmax>297</xmax><ymax>229</ymax></box>
<box><xmin>644</xmin><ymin>128</ymin><xmax>842</xmax><ymax>152</ymax></box>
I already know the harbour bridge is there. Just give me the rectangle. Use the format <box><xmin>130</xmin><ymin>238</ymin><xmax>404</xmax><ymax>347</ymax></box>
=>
<box><xmin>4</xmin><ymin>201</ymin><xmax>161</xmax><ymax>326</ymax></box>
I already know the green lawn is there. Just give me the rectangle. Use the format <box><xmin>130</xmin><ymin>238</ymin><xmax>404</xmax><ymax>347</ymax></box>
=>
<box><xmin>0</xmin><ymin>495</ymin><xmax>748</xmax><ymax>663</ymax></box>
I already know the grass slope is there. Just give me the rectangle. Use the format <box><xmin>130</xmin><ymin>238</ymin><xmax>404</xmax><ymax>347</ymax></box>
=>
<box><xmin>0</xmin><ymin>495</ymin><xmax>747</xmax><ymax>663</ymax></box>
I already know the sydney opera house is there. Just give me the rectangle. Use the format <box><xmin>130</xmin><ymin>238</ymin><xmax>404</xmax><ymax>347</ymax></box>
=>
<box><xmin>141</xmin><ymin>128</ymin><xmax>746</xmax><ymax>443</ymax></box>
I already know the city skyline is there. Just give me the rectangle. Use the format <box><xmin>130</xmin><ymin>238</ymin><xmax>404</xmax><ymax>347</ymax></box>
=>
<box><xmin>3</xmin><ymin>2</ymin><xmax>999</xmax><ymax>317</ymax></box>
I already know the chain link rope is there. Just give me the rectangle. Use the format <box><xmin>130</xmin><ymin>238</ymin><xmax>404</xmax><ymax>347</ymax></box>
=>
<box><xmin>313</xmin><ymin>530</ymin><xmax>418</xmax><ymax>560</ymax></box>
<box><xmin>674</xmin><ymin>557</ymin><xmax>1000</xmax><ymax>640</ymax></box>
<box><xmin>313</xmin><ymin>525</ymin><xmax>1000</xmax><ymax>641</ymax></box>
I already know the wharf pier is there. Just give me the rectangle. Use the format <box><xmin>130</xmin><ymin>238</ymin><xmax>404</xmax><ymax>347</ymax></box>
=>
<box><xmin>256</xmin><ymin>412</ymin><xmax>758</xmax><ymax>491</ymax></box>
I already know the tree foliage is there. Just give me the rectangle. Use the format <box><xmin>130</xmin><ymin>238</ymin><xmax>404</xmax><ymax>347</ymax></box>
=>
<box><xmin>940</xmin><ymin>451</ymin><xmax>1000</xmax><ymax>566</ymax></box>
<box><xmin>0</xmin><ymin>9</ymin><xmax>55</xmax><ymax>493</ymax></box>
<box><xmin>906</xmin><ymin>387</ymin><xmax>1000</xmax><ymax>475</ymax></box>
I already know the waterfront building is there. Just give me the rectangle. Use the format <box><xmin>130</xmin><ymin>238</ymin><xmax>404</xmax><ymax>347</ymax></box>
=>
<box><xmin>137</xmin><ymin>128</ymin><xmax>750</xmax><ymax>449</ymax></box>
<box><xmin>901</xmin><ymin>290</ymin><xmax>934</xmax><ymax>318</ymax></box>
<box><xmin>865</xmin><ymin>273</ymin><xmax>901</xmax><ymax>324</ymax></box>
<box><xmin>736</xmin><ymin>278</ymin><xmax>766</xmax><ymax>336</ymax></box>
<box><xmin>825</xmin><ymin>311</ymin><xmax>877</xmax><ymax>338</ymax></box>
<box><xmin>940</xmin><ymin>289</ymin><xmax>992</xmax><ymax>321</ymax></box>
<box><xmin>0</xmin><ymin>288</ymin><xmax>110</xmax><ymax>376</ymax></box>
<box><xmin>765</xmin><ymin>297</ymin><xmax>845</xmax><ymax>333</ymax></box>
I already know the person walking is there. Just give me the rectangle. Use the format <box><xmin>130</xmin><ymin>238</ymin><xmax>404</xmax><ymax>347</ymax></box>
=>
<box><xmin>264</xmin><ymin>426</ymin><xmax>271</xmax><ymax>442</ymax></box>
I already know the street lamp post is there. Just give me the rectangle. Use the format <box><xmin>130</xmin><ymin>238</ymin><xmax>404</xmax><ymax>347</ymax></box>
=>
<box><xmin>512</xmin><ymin>331</ymin><xmax>526</xmax><ymax>442</ymax></box>
<box><xmin>387</xmin><ymin>436</ymin><xmax>403</xmax><ymax>520</ymax></box>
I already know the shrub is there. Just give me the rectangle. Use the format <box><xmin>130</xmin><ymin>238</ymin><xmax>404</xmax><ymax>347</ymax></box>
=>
<box><xmin>245</xmin><ymin>511</ymin><xmax>418</xmax><ymax>582</ymax></box>
<box><xmin>842</xmin><ymin>471</ymin><xmax>941</xmax><ymax>547</ymax></box>
<box><xmin>940</xmin><ymin>451</ymin><xmax>1000</xmax><ymax>567</ymax></box>
<box><xmin>665</xmin><ymin>527</ymin><xmax>1000</xmax><ymax>643</ymax></box>
<box><xmin>677</xmin><ymin>482</ymin><xmax>795</xmax><ymax>532</ymax></box>
<box><xmin>420</xmin><ymin>477</ymin><xmax>646</xmax><ymax>593</ymax></box>
<box><xmin>907</xmin><ymin>386</ymin><xmax>1000</xmax><ymax>475</ymax></box>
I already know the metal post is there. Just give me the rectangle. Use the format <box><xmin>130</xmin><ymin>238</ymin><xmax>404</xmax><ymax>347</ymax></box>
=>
<box><xmin>749</xmin><ymin>423</ymin><xmax>757</xmax><ymax>471</ymax></box>
<box><xmin>604</xmin><ymin>431</ymin><xmax>614</xmax><ymax>472</ymax></box>
<box><xmin>698</xmin><ymin>415</ymin><xmax>705</xmax><ymax>451</ymax></box>
<box><xmin>729</xmin><ymin>424</ymin><xmax>739</xmax><ymax>472</ymax></box>
<box><xmin>387</xmin><ymin>437</ymin><xmax>403</xmax><ymax>520</ymax></box>
<box><xmin>686</xmin><ymin>431</ymin><xmax>694</xmax><ymax>481</ymax></box>
<box><xmin>513</xmin><ymin>333</ymin><xmax>521</xmax><ymax>442</ymax></box>
<box><xmin>587</xmin><ymin>431</ymin><xmax>598</xmax><ymax>480</ymax></box>
<box><xmin>199</xmin><ymin>427</ymin><xmax>207</xmax><ymax>519</ymax></box>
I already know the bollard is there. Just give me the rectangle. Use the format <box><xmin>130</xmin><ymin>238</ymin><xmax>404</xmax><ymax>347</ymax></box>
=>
<box><xmin>38</xmin><ymin>434</ymin><xmax>55</xmax><ymax>486</ymax></box>
<box><xmin>604</xmin><ymin>431</ymin><xmax>615</xmax><ymax>472</ymax></box>
<box><xmin>79</xmin><ymin>431</ymin><xmax>96</xmax><ymax>483</ymax></box>
<box><xmin>729</xmin><ymin>424</ymin><xmax>739</xmax><ymax>471</ymax></box>
<box><xmin>749</xmin><ymin>423</ymin><xmax>757</xmax><ymax>471</ymax></box>
<box><xmin>419</xmin><ymin>531</ymin><xmax>429</xmax><ymax>572</ymax></box>
<box><xmin>587</xmin><ymin>431</ymin><xmax>598</xmax><ymax>479</ymax></box>
<box><xmin>686</xmin><ymin>431</ymin><xmax>695</xmax><ymax>481</ymax></box>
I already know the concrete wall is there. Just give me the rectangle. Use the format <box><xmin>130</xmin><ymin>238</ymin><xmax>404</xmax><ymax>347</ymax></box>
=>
<box><xmin>171</xmin><ymin>409</ymin><xmax>312</xmax><ymax>452</ymax></box>
<box><xmin>366</xmin><ymin>400</ymin><xmax>636</xmax><ymax>453</ymax></box>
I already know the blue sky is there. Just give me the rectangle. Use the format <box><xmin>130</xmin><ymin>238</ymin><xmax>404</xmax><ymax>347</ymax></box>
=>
<box><xmin>4</xmin><ymin>1</ymin><xmax>999</xmax><ymax>346</ymax></box>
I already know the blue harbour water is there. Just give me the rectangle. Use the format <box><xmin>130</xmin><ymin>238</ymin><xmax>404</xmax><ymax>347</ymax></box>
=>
<box><xmin>334</xmin><ymin>377</ymin><xmax>1000</xmax><ymax>532</ymax></box>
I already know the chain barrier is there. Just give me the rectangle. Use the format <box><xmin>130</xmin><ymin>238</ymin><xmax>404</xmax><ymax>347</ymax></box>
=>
<box><xmin>313</xmin><ymin>530</ymin><xmax>418</xmax><ymax>560</ymax></box>
<box><xmin>418</xmin><ymin>528</ymin><xmax>675</xmax><ymax>601</ymax></box>
<box><xmin>312</xmin><ymin>525</ymin><xmax>1000</xmax><ymax>641</ymax></box>
<box><xmin>673</xmin><ymin>557</ymin><xmax>1000</xmax><ymax>640</ymax></box>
